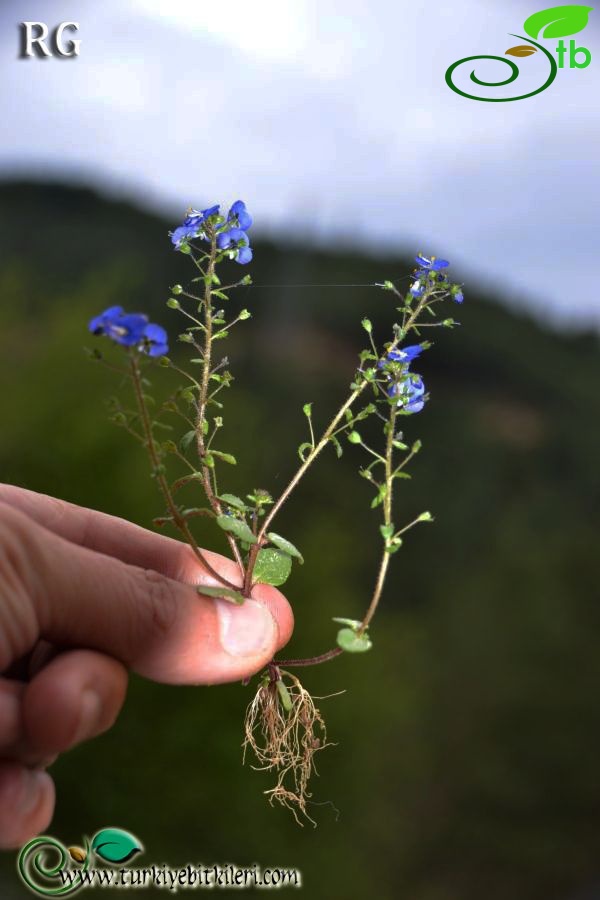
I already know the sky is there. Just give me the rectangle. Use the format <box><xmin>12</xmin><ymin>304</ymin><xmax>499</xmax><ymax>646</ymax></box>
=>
<box><xmin>0</xmin><ymin>0</ymin><xmax>599</xmax><ymax>329</ymax></box>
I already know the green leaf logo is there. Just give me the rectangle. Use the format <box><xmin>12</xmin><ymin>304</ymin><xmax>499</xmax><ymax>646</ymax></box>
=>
<box><xmin>524</xmin><ymin>5</ymin><xmax>593</xmax><ymax>39</ymax></box>
<box><xmin>91</xmin><ymin>828</ymin><xmax>142</xmax><ymax>865</ymax></box>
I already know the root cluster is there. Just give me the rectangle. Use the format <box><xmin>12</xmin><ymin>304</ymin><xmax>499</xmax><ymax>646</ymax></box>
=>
<box><xmin>243</xmin><ymin>671</ymin><xmax>333</xmax><ymax>825</ymax></box>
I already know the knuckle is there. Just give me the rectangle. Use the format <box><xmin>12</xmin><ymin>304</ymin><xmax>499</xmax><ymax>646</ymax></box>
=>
<box><xmin>137</xmin><ymin>568</ymin><xmax>179</xmax><ymax>637</ymax></box>
<box><xmin>0</xmin><ymin>505</ymin><xmax>34</xmax><ymax>585</ymax></box>
<box><xmin>0</xmin><ymin>505</ymin><xmax>39</xmax><ymax>664</ymax></box>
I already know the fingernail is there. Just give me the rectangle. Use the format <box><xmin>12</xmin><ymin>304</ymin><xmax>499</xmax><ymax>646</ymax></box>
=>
<box><xmin>73</xmin><ymin>689</ymin><xmax>102</xmax><ymax>744</ymax></box>
<box><xmin>20</xmin><ymin>769</ymin><xmax>51</xmax><ymax>816</ymax></box>
<box><xmin>215</xmin><ymin>598</ymin><xmax>276</xmax><ymax>657</ymax></box>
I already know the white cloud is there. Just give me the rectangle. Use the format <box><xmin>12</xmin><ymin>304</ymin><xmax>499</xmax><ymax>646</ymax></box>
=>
<box><xmin>0</xmin><ymin>0</ymin><xmax>598</xmax><ymax>327</ymax></box>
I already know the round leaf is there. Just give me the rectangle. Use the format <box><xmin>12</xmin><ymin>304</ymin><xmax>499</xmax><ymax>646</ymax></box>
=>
<box><xmin>216</xmin><ymin>515</ymin><xmax>257</xmax><ymax>544</ymax></box>
<box><xmin>218</xmin><ymin>493</ymin><xmax>248</xmax><ymax>511</ymax></box>
<box><xmin>267</xmin><ymin>532</ymin><xmax>304</xmax><ymax>564</ymax></box>
<box><xmin>91</xmin><ymin>828</ymin><xmax>142</xmax><ymax>865</ymax></box>
<box><xmin>197</xmin><ymin>585</ymin><xmax>245</xmax><ymax>605</ymax></box>
<box><xmin>523</xmin><ymin>5</ymin><xmax>593</xmax><ymax>39</ymax></box>
<box><xmin>336</xmin><ymin>627</ymin><xmax>372</xmax><ymax>653</ymax></box>
<box><xmin>252</xmin><ymin>548</ymin><xmax>293</xmax><ymax>586</ymax></box>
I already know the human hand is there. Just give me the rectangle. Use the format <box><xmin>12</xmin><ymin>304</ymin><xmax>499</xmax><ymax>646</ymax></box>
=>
<box><xmin>0</xmin><ymin>485</ymin><xmax>293</xmax><ymax>849</ymax></box>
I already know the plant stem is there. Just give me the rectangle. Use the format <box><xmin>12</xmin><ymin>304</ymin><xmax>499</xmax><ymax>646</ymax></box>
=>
<box><xmin>271</xmin><ymin>289</ymin><xmax>434</xmax><ymax>668</ymax></box>
<box><xmin>129</xmin><ymin>352</ymin><xmax>240</xmax><ymax>590</ymax></box>
<box><xmin>195</xmin><ymin>233</ymin><xmax>245</xmax><ymax>577</ymax></box>
<box><xmin>275</xmin><ymin>648</ymin><xmax>343</xmax><ymax>667</ymax></box>
<box><xmin>358</xmin><ymin>405</ymin><xmax>396</xmax><ymax>634</ymax></box>
<box><xmin>244</xmin><ymin>290</ymin><xmax>430</xmax><ymax>595</ymax></box>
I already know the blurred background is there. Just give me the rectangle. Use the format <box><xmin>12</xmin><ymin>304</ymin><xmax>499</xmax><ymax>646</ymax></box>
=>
<box><xmin>0</xmin><ymin>1</ymin><xmax>599</xmax><ymax>898</ymax></box>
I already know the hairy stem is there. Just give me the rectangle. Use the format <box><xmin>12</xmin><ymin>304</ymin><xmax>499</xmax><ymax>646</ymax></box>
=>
<box><xmin>271</xmin><ymin>289</ymin><xmax>433</xmax><ymax>667</ymax></box>
<box><xmin>195</xmin><ymin>234</ymin><xmax>245</xmax><ymax>577</ymax></box>
<box><xmin>244</xmin><ymin>290</ymin><xmax>430</xmax><ymax>595</ymax></box>
<box><xmin>359</xmin><ymin>404</ymin><xmax>396</xmax><ymax>634</ymax></box>
<box><xmin>129</xmin><ymin>352</ymin><xmax>240</xmax><ymax>590</ymax></box>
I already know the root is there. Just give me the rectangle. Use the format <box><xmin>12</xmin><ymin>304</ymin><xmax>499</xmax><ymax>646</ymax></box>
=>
<box><xmin>243</xmin><ymin>670</ymin><xmax>335</xmax><ymax>826</ymax></box>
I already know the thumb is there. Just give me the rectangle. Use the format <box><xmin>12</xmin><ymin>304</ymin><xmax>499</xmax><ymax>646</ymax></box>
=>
<box><xmin>0</xmin><ymin>504</ymin><xmax>288</xmax><ymax>685</ymax></box>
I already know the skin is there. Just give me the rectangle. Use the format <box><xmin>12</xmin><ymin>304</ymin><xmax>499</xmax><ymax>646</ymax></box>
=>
<box><xmin>0</xmin><ymin>484</ymin><xmax>294</xmax><ymax>850</ymax></box>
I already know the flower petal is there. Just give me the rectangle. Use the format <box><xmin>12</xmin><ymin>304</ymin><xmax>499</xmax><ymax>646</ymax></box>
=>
<box><xmin>228</xmin><ymin>200</ymin><xmax>252</xmax><ymax>231</ymax></box>
<box><xmin>236</xmin><ymin>245</ymin><xmax>253</xmax><ymax>264</ymax></box>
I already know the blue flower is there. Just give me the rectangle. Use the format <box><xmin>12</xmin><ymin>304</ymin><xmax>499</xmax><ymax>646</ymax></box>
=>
<box><xmin>410</xmin><ymin>280</ymin><xmax>425</xmax><ymax>298</ymax></box>
<box><xmin>170</xmin><ymin>204</ymin><xmax>220</xmax><ymax>248</ymax></box>
<box><xmin>227</xmin><ymin>200</ymin><xmax>252</xmax><ymax>231</ymax></box>
<box><xmin>453</xmin><ymin>290</ymin><xmax>464</xmax><ymax>304</ymax></box>
<box><xmin>389</xmin><ymin>374</ymin><xmax>426</xmax><ymax>414</ymax></box>
<box><xmin>88</xmin><ymin>306</ymin><xmax>148</xmax><ymax>346</ymax></box>
<box><xmin>216</xmin><ymin>227</ymin><xmax>253</xmax><ymax>264</ymax></box>
<box><xmin>89</xmin><ymin>307</ymin><xmax>169</xmax><ymax>356</ymax></box>
<box><xmin>379</xmin><ymin>344</ymin><xmax>424</xmax><ymax>368</ymax></box>
<box><xmin>142</xmin><ymin>323</ymin><xmax>169</xmax><ymax>357</ymax></box>
<box><xmin>415</xmin><ymin>254</ymin><xmax>450</xmax><ymax>271</ymax></box>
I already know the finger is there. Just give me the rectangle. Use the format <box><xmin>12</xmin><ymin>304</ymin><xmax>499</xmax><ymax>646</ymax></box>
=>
<box><xmin>0</xmin><ymin>485</ymin><xmax>294</xmax><ymax>649</ymax></box>
<box><xmin>0</xmin><ymin>679</ymin><xmax>24</xmax><ymax>750</ymax></box>
<box><xmin>21</xmin><ymin>650</ymin><xmax>128</xmax><ymax>757</ymax></box>
<box><xmin>0</xmin><ymin>763</ymin><xmax>54</xmax><ymax>850</ymax></box>
<box><xmin>0</xmin><ymin>504</ymin><xmax>288</xmax><ymax>685</ymax></box>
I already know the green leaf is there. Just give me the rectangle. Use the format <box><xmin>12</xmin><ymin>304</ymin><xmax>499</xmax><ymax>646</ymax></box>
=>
<box><xmin>380</xmin><ymin>523</ymin><xmax>394</xmax><ymax>540</ymax></box>
<box><xmin>252</xmin><ymin>548</ymin><xmax>293</xmax><ymax>586</ymax></box>
<box><xmin>329</xmin><ymin>434</ymin><xmax>343</xmax><ymax>458</ymax></box>
<box><xmin>216</xmin><ymin>515</ymin><xmax>257</xmax><ymax>544</ymax></box>
<box><xmin>211</xmin><ymin>450</ymin><xmax>237</xmax><ymax>465</ymax></box>
<box><xmin>371</xmin><ymin>485</ymin><xmax>387</xmax><ymax>509</ymax></box>
<box><xmin>267</xmin><ymin>532</ymin><xmax>304</xmax><ymax>564</ymax></box>
<box><xmin>197</xmin><ymin>585</ymin><xmax>245</xmax><ymax>604</ymax></box>
<box><xmin>91</xmin><ymin>828</ymin><xmax>142</xmax><ymax>865</ymax></box>
<box><xmin>524</xmin><ymin>4</ymin><xmax>592</xmax><ymax>38</ymax></box>
<box><xmin>276</xmin><ymin>679</ymin><xmax>293</xmax><ymax>712</ymax></box>
<box><xmin>219</xmin><ymin>493</ymin><xmax>248</xmax><ymax>511</ymax></box>
<box><xmin>336</xmin><ymin>627</ymin><xmax>372</xmax><ymax>653</ymax></box>
<box><xmin>386</xmin><ymin>538</ymin><xmax>403</xmax><ymax>554</ymax></box>
<box><xmin>356</xmin><ymin>403</ymin><xmax>376</xmax><ymax>420</ymax></box>
<box><xmin>332</xmin><ymin>617</ymin><xmax>362</xmax><ymax>630</ymax></box>
<box><xmin>298</xmin><ymin>441</ymin><xmax>313</xmax><ymax>462</ymax></box>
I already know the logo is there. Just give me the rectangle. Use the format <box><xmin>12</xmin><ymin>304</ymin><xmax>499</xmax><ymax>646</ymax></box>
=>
<box><xmin>445</xmin><ymin>4</ymin><xmax>593</xmax><ymax>101</ymax></box>
<box><xmin>16</xmin><ymin>829</ymin><xmax>302</xmax><ymax>893</ymax></box>
<box><xmin>19</xmin><ymin>22</ymin><xmax>81</xmax><ymax>58</ymax></box>
<box><xmin>17</xmin><ymin>828</ymin><xmax>143</xmax><ymax>895</ymax></box>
